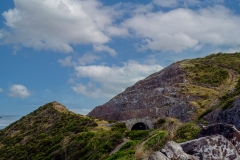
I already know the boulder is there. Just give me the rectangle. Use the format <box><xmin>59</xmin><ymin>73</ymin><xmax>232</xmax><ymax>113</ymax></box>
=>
<box><xmin>160</xmin><ymin>141</ymin><xmax>198</xmax><ymax>160</ymax></box>
<box><xmin>148</xmin><ymin>151</ymin><xmax>170</xmax><ymax>160</ymax></box>
<box><xmin>181</xmin><ymin>135</ymin><xmax>240</xmax><ymax>160</ymax></box>
<box><xmin>196</xmin><ymin>123</ymin><xmax>240</xmax><ymax>154</ymax></box>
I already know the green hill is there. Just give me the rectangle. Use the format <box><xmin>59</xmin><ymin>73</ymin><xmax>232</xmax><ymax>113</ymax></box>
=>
<box><xmin>0</xmin><ymin>102</ymin><xmax>128</xmax><ymax>160</ymax></box>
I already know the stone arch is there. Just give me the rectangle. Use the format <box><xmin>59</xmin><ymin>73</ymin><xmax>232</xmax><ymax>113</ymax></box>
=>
<box><xmin>131</xmin><ymin>122</ymin><xmax>150</xmax><ymax>130</ymax></box>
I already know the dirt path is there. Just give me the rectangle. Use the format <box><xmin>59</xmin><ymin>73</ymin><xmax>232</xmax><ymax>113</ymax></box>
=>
<box><xmin>209</xmin><ymin>68</ymin><xmax>236</xmax><ymax>107</ymax></box>
<box><xmin>110</xmin><ymin>138</ymin><xmax>129</xmax><ymax>155</ymax></box>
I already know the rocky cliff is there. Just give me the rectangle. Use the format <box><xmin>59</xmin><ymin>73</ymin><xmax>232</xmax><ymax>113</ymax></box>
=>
<box><xmin>88</xmin><ymin>53</ymin><xmax>240</xmax><ymax>122</ymax></box>
<box><xmin>88</xmin><ymin>63</ymin><xmax>198</xmax><ymax>121</ymax></box>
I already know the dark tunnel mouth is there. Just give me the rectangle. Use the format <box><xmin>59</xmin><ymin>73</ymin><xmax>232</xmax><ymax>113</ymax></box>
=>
<box><xmin>131</xmin><ymin>122</ymin><xmax>149</xmax><ymax>130</ymax></box>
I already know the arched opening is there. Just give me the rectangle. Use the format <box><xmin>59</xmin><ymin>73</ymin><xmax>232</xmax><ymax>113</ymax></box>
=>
<box><xmin>131</xmin><ymin>122</ymin><xmax>149</xmax><ymax>130</ymax></box>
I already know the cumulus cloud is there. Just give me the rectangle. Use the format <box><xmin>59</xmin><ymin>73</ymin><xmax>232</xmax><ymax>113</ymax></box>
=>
<box><xmin>58</xmin><ymin>53</ymin><xmax>100</xmax><ymax>67</ymax></box>
<box><xmin>1</xmin><ymin>0</ymin><xmax>239</xmax><ymax>54</ymax></box>
<box><xmin>78</xmin><ymin>53</ymin><xmax>100</xmax><ymax>65</ymax></box>
<box><xmin>93</xmin><ymin>44</ymin><xmax>117</xmax><ymax>57</ymax></box>
<box><xmin>123</xmin><ymin>5</ymin><xmax>240</xmax><ymax>52</ymax></box>
<box><xmin>72</xmin><ymin>61</ymin><xmax>163</xmax><ymax>98</ymax></box>
<box><xmin>0</xmin><ymin>88</ymin><xmax>4</xmax><ymax>92</ymax></box>
<box><xmin>58</xmin><ymin>56</ymin><xmax>74</xmax><ymax>66</ymax></box>
<box><xmin>8</xmin><ymin>84</ymin><xmax>31</xmax><ymax>98</ymax></box>
<box><xmin>1</xmin><ymin>0</ymin><xmax>122</xmax><ymax>53</ymax></box>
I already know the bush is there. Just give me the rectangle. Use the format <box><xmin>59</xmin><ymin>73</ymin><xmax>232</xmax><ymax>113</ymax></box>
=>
<box><xmin>174</xmin><ymin>123</ymin><xmax>200</xmax><ymax>143</ymax></box>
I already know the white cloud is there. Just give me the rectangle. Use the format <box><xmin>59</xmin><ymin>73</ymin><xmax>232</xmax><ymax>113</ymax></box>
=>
<box><xmin>0</xmin><ymin>88</ymin><xmax>4</xmax><ymax>92</ymax></box>
<box><xmin>58</xmin><ymin>53</ymin><xmax>100</xmax><ymax>67</ymax></box>
<box><xmin>123</xmin><ymin>6</ymin><xmax>240</xmax><ymax>52</ymax></box>
<box><xmin>1</xmin><ymin>0</ymin><xmax>237</xmax><ymax>54</ymax></box>
<box><xmin>1</xmin><ymin>0</ymin><xmax>121</xmax><ymax>53</ymax></box>
<box><xmin>78</xmin><ymin>53</ymin><xmax>100</xmax><ymax>65</ymax></box>
<box><xmin>72</xmin><ymin>61</ymin><xmax>163</xmax><ymax>98</ymax></box>
<box><xmin>8</xmin><ymin>84</ymin><xmax>31</xmax><ymax>98</ymax></box>
<box><xmin>72</xmin><ymin>82</ymin><xmax>107</xmax><ymax>98</ymax></box>
<box><xmin>94</xmin><ymin>44</ymin><xmax>117</xmax><ymax>57</ymax></box>
<box><xmin>69</xmin><ymin>108</ymin><xmax>91</xmax><ymax>115</ymax></box>
<box><xmin>58</xmin><ymin>56</ymin><xmax>74</xmax><ymax>67</ymax></box>
<box><xmin>0</xmin><ymin>30</ymin><xmax>3</xmax><ymax>39</ymax></box>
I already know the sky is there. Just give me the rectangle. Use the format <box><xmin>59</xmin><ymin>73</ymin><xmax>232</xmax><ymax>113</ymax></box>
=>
<box><xmin>1</xmin><ymin>0</ymin><xmax>240</xmax><ymax>128</ymax></box>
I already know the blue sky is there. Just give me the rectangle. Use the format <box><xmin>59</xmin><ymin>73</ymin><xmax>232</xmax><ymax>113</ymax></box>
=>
<box><xmin>1</xmin><ymin>0</ymin><xmax>240</xmax><ymax>128</ymax></box>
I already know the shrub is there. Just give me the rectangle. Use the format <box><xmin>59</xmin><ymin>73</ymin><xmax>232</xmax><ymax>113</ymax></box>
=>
<box><xmin>174</xmin><ymin>123</ymin><xmax>200</xmax><ymax>143</ymax></box>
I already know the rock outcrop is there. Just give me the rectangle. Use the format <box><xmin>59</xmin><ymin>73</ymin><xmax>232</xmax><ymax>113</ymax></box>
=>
<box><xmin>148</xmin><ymin>124</ymin><xmax>240</xmax><ymax>160</ymax></box>
<box><xmin>88</xmin><ymin>63</ymin><xmax>198</xmax><ymax>121</ymax></box>
<box><xmin>148</xmin><ymin>151</ymin><xmax>170</xmax><ymax>160</ymax></box>
<box><xmin>217</xmin><ymin>97</ymin><xmax>240</xmax><ymax>130</ymax></box>
<box><xmin>181</xmin><ymin>135</ymin><xmax>240</xmax><ymax>160</ymax></box>
<box><xmin>203</xmin><ymin>97</ymin><xmax>240</xmax><ymax>130</ymax></box>
<box><xmin>161</xmin><ymin>141</ymin><xmax>198</xmax><ymax>160</ymax></box>
<box><xmin>196</xmin><ymin>123</ymin><xmax>240</xmax><ymax>154</ymax></box>
<box><xmin>148</xmin><ymin>141</ymin><xmax>198</xmax><ymax>160</ymax></box>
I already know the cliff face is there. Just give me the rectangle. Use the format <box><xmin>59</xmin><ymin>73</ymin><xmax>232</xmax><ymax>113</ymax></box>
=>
<box><xmin>88</xmin><ymin>53</ymin><xmax>240</xmax><ymax>122</ymax></box>
<box><xmin>88</xmin><ymin>63</ymin><xmax>198</xmax><ymax>121</ymax></box>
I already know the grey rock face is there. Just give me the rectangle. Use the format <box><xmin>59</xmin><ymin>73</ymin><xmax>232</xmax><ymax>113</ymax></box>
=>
<box><xmin>148</xmin><ymin>141</ymin><xmax>198</xmax><ymax>160</ymax></box>
<box><xmin>161</xmin><ymin>141</ymin><xmax>199</xmax><ymax>160</ymax></box>
<box><xmin>181</xmin><ymin>135</ymin><xmax>240</xmax><ymax>160</ymax></box>
<box><xmin>217</xmin><ymin>97</ymin><xmax>240</xmax><ymax>130</ymax></box>
<box><xmin>88</xmin><ymin>63</ymin><xmax>198</xmax><ymax>121</ymax></box>
<box><xmin>148</xmin><ymin>151</ymin><xmax>170</xmax><ymax>160</ymax></box>
<box><xmin>196</xmin><ymin>123</ymin><xmax>240</xmax><ymax>154</ymax></box>
<box><xmin>203</xmin><ymin>97</ymin><xmax>240</xmax><ymax>130</ymax></box>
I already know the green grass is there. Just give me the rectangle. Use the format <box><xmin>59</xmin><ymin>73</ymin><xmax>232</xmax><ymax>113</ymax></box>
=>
<box><xmin>183</xmin><ymin>52</ymin><xmax>240</xmax><ymax>87</ymax></box>
<box><xmin>144</xmin><ymin>130</ymin><xmax>167</xmax><ymax>151</ymax></box>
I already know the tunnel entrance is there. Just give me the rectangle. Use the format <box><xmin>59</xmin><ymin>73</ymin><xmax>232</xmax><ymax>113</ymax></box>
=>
<box><xmin>131</xmin><ymin>122</ymin><xmax>149</xmax><ymax>130</ymax></box>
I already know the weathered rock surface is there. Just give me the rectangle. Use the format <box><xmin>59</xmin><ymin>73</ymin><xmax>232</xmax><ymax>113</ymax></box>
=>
<box><xmin>217</xmin><ymin>97</ymin><xmax>240</xmax><ymax>130</ymax></box>
<box><xmin>88</xmin><ymin>63</ymin><xmax>198</xmax><ymax>121</ymax></box>
<box><xmin>196</xmin><ymin>123</ymin><xmax>240</xmax><ymax>154</ymax></box>
<box><xmin>203</xmin><ymin>97</ymin><xmax>240</xmax><ymax>130</ymax></box>
<box><xmin>148</xmin><ymin>141</ymin><xmax>198</xmax><ymax>160</ymax></box>
<box><xmin>148</xmin><ymin>151</ymin><xmax>170</xmax><ymax>160</ymax></box>
<box><xmin>161</xmin><ymin>141</ymin><xmax>198</xmax><ymax>160</ymax></box>
<box><xmin>181</xmin><ymin>135</ymin><xmax>240</xmax><ymax>160</ymax></box>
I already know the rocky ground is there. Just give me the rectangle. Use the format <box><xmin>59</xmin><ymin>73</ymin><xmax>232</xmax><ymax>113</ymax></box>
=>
<box><xmin>149</xmin><ymin>123</ymin><xmax>240</xmax><ymax>160</ymax></box>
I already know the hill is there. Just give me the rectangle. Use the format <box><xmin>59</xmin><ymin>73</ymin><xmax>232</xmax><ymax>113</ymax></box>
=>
<box><xmin>88</xmin><ymin>52</ymin><xmax>240</xmax><ymax>125</ymax></box>
<box><xmin>0</xmin><ymin>102</ymin><xmax>129</xmax><ymax>160</ymax></box>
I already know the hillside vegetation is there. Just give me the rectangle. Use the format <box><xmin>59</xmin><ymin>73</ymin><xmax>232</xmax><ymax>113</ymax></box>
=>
<box><xmin>180</xmin><ymin>52</ymin><xmax>240</xmax><ymax>119</ymax></box>
<box><xmin>0</xmin><ymin>102</ymin><xmax>201</xmax><ymax>160</ymax></box>
<box><xmin>0</xmin><ymin>102</ymin><xmax>127</xmax><ymax>160</ymax></box>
